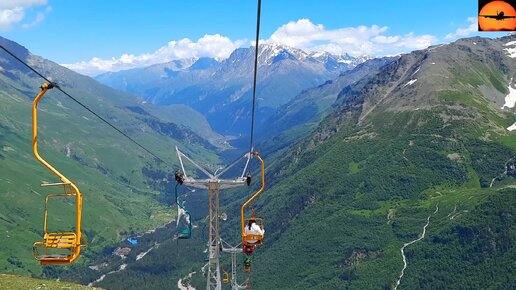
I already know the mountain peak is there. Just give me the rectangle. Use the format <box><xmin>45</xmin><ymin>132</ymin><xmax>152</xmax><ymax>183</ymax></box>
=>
<box><xmin>190</xmin><ymin>57</ymin><xmax>219</xmax><ymax>70</ymax></box>
<box><xmin>307</xmin><ymin>50</ymin><xmax>369</xmax><ymax>70</ymax></box>
<box><xmin>257</xmin><ymin>43</ymin><xmax>308</xmax><ymax>65</ymax></box>
<box><xmin>160</xmin><ymin>57</ymin><xmax>198</xmax><ymax>71</ymax></box>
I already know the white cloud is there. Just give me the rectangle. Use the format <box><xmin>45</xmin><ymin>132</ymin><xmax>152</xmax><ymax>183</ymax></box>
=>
<box><xmin>373</xmin><ymin>35</ymin><xmax>400</xmax><ymax>44</ymax></box>
<box><xmin>0</xmin><ymin>0</ymin><xmax>48</xmax><ymax>30</ymax></box>
<box><xmin>265</xmin><ymin>19</ymin><xmax>437</xmax><ymax>57</ymax></box>
<box><xmin>0</xmin><ymin>7</ymin><xmax>24</xmax><ymax>29</ymax></box>
<box><xmin>394</xmin><ymin>33</ymin><xmax>437</xmax><ymax>50</ymax></box>
<box><xmin>0</xmin><ymin>0</ymin><xmax>46</xmax><ymax>10</ymax></box>
<box><xmin>62</xmin><ymin>34</ymin><xmax>247</xmax><ymax>76</ymax></box>
<box><xmin>21</xmin><ymin>5</ymin><xmax>51</xmax><ymax>28</ymax></box>
<box><xmin>65</xmin><ymin>18</ymin><xmax>440</xmax><ymax>76</ymax></box>
<box><xmin>445</xmin><ymin>17</ymin><xmax>477</xmax><ymax>39</ymax></box>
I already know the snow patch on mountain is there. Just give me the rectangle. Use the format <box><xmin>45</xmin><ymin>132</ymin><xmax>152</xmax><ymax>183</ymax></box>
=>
<box><xmin>404</xmin><ymin>79</ymin><xmax>417</xmax><ymax>87</ymax></box>
<box><xmin>507</xmin><ymin>122</ymin><xmax>516</xmax><ymax>131</ymax></box>
<box><xmin>502</xmin><ymin>78</ymin><xmax>516</xmax><ymax>109</ymax></box>
<box><xmin>504</xmin><ymin>41</ymin><xmax>516</xmax><ymax>58</ymax></box>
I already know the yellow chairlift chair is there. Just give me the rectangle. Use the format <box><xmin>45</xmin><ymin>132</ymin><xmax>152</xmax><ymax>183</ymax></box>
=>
<box><xmin>32</xmin><ymin>83</ymin><xmax>86</xmax><ymax>265</ymax></box>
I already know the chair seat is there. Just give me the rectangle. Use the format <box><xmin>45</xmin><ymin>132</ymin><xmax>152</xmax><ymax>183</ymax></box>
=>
<box><xmin>178</xmin><ymin>227</ymin><xmax>191</xmax><ymax>239</ymax></box>
<box><xmin>37</xmin><ymin>254</ymin><xmax>70</xmax><ymax>259</ymax></box>
<box><xmin>243</xmin><ymin>233</ymin><xmax>263</xmax><ymax>246</ymax></box>
<box><xmin>33</xmin><ymin>242</ymin><xmax>72</xmax><ymax>261</ymax></box>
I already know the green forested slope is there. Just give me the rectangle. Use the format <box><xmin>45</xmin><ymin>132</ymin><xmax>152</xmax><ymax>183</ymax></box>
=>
<box><xmin>0</xmin><ymin>37</ymin><xmax>219</xmax><ymax>276</ymax></box>
<box><xmin>245</xmin><ymin>36</ymin><xmax>516</xmax><ymax>289</ymax></box>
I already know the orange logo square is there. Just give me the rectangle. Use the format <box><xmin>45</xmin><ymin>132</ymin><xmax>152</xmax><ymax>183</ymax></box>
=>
<box><xmin>479</xmin><ymin>0</ymin><xmax>516</xmax><ymax>31</ymax></box>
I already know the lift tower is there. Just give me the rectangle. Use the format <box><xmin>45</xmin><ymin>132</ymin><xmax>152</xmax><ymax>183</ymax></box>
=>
<box><xmin>176</xmin><ymin>147</ymin><xmax>251</xmax><ymax>290</ymax></box>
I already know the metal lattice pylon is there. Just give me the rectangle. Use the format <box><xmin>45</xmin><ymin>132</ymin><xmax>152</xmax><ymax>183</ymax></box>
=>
<box><xmin>176</xmin><ymin>147</ymin><xmax>251</xmax><ymax>290</ymax></box>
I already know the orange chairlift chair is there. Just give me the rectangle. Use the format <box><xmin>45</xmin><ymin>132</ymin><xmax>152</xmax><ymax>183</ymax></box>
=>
<box><xmin>241</xmin><ymin>151</ymin><xmax>265</xmax><ymax>256</ymax></box>
<box><xmin>32</xmin><ymin>83</ymin><xmax>86</xmax><ymax>265</ymax></box>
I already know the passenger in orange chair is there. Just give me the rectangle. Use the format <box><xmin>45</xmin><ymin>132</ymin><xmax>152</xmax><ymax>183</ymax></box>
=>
<box><xmin>244</xmin><ymin>219</ymin><xmax>264</xmax><ymax>244</ymax></box>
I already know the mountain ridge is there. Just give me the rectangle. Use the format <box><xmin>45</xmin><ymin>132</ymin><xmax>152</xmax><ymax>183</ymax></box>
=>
<box><xmin>95</xmin><ymin>43</ymin><xmax>367</xmax><ymax>135</ymax></box>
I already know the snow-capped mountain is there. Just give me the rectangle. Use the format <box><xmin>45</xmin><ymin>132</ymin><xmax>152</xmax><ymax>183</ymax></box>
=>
<box><xmin>308</xmin><ymin>51</ymin><xmax>372</xmax><ymax>70</ymax></box>
<box><xmin>96</xmin><ymin>44</ymin><xmax>368</xmax><ymax>134</ymax></box>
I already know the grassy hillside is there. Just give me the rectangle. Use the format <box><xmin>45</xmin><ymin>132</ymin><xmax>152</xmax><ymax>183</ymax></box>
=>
<box><xmin>0</xmin><ymin>274</ymin><xmax>101</xmax><ymax>290</ymax></box>
<box><xmin>0</xmin><ymin>37</ymin><xmax>219</xmax><ymax>276</ymax></box>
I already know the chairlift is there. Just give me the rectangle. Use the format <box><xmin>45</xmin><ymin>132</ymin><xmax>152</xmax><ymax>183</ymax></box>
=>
<box><xmin>175</xmin><ymin>181</ymin><xmax>192</xmax><ymax>239</ymax></box>
<box><xmin>243</xmin><ymin>217</ymin><xmax>265</xmax><ymax>247</ymax></box>
<box><xmin>243</xmin><ymin>257</ymin><xmax>252</xmax><ymax>273</ymax></box>
<box><xmin>32</xmin><ymin>83</ymin><xmax>86</xmax><ymax>265</ymax></box>
<box><xmin>241</xmin><ymin>152</ymin><xmax>266</xmax><ymax>249</ymax></box>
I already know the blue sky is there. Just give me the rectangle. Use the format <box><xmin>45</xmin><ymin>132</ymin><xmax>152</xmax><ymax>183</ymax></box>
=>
<box><xmin>0</xmin><ymin>0</ymin><xmax>508</xmax><ymax>75</ymax></box>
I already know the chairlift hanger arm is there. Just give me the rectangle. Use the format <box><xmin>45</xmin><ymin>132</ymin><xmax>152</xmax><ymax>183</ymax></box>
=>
<box><xmin>33</xmin><ymin>84</ymin><xmax>81</xmax><ymax>196</ymax></box>
<box><xmin>33</xmin><ymin>83</ymin><xmax>70</xmax><ymax>185</ymax></box>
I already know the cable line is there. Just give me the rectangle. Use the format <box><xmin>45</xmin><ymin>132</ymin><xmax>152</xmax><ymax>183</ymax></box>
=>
<box><xmin>248</xmin><ymin>0</ymin><xmax>262</xmax><ymax>154</ymax></box>
<box><xmin>0</xmin><ymin>44</ymin><xmax>171</xmax><ymax>166</ymax></box>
